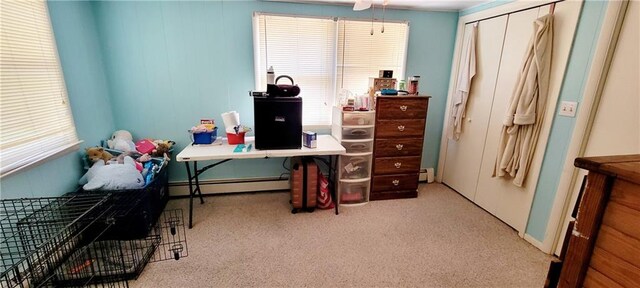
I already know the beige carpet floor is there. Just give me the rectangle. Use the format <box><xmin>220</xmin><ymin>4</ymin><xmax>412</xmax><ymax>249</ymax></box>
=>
<box><xmin>131</xmin><ymin>183</ymin><xmax>552</xmax><ymax>287</ymax></box>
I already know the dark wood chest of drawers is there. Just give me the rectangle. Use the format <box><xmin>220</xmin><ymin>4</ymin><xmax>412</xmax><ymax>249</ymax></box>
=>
<box><xmin>551</xmin><ymin>155</ymin><xmax>640</xmax><ymax>288</ymax></box>
<box><xmin>370</xmin><ymin>96</ymin><xmax>429</xmax><ymax>200</ymax></box>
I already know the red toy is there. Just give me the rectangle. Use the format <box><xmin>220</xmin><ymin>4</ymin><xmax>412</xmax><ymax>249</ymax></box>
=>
<box><xmin>135</xmin><ymin>139</ymin><xmax>156</xmax><ymax>154</ymax></box>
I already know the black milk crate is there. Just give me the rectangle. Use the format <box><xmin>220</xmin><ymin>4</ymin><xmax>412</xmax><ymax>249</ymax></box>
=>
<box><xmin>75</xmin><ymin>161</ymin><xmax>170</xmax><ymax>240</ymax></box>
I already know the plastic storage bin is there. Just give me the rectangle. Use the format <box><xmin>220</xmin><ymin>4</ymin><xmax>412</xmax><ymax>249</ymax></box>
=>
<box><xmin>192</xmin><ymin>127</ymin><xmax>218</xmax><ymax>145</ymax></box>
<box><xmin>342</xmin><ymin>139</ymin><xmax>374</xmax><ymax>154</ymax></box>
<box><xmin>343</xmin><ymin>112</ymin><xmax>375</xmax><ymax>126</ymax></box>
<box><xmin>341</xmin><ymin>126</ymin><xmax>374</xmax><ymax>140</ymax></box>
<box><xmin>340</xmin><ymin>154</ymin><xmax>371</xmax><ymax>180</ymax></box>
<box><xmin>227</xmin><ymin>132</ymin><xmax>246</xmax><ymax>145</ymax></box>
<box><xmin>339</xmin><ymin>180</ymin><xmax>370</xmax><ymax>205</ymax></box>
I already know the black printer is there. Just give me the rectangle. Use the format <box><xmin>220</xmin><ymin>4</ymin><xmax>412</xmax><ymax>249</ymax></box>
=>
<box><xmin>253</xmin><ymin>96</ymin><xmax>302</xmax><ymax>150</ymax></box>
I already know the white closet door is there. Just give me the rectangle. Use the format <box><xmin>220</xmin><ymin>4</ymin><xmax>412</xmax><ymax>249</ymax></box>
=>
<box><xmin>474</xmin><ymin>1</ymin><xmax>582</xmax><ymax>234</ymax></box>
<box><xmin>473</xmin><ymin>8</ymin><xmax>541</xmax><ymax>224</ymax></box>
<box><xmin>442</xmin><ymin>17</ymin><xmax>508</xmax><ymax>200</ymax></box>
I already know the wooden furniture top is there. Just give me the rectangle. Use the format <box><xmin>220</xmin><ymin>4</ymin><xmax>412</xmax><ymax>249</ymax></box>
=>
<box><xmin>574</xmin><ymin>154</ymin><xmax>640</xmax><ymax>185</ymax></box>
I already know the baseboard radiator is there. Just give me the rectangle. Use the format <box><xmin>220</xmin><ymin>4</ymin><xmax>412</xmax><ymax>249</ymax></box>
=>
<box><xmin>169</xmin><ymin>167</ymin><xmax>435</xmax><ymax>197</ymax></box>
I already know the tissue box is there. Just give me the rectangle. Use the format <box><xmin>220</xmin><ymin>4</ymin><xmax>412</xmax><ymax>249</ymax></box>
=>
<box><xmin>303</xmin><ymin>131</ymin><xmax>317</xmax><ymax>148</ymax></box>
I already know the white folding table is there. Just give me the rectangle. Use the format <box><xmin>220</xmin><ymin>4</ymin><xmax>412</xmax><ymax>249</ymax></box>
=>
<box><xmin>176</xmin><ymin>135</ymin><xmax>346</xmax><ymax>228</ymax></box>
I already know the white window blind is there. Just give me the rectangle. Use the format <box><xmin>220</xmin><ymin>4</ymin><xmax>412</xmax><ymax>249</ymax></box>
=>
<box><xmin>253</xmin><ymin>13</ymin><xmax>336</xmax><ymax>126</ymax></box>
<box><xmin>337</xmin><ymin>19</ymin><xmax>409</xmax><ymax>95</ymax></box>
<box><xmin>0</xmin><ymin>0</ymin><xmax>80</xmax><ymax>177</ymax></box>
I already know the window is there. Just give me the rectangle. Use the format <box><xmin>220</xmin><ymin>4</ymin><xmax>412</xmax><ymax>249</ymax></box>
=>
<box><xmin>253</xmin><ymin>13</ymin><xmax>337</xmax><ymax>126</ymax></box>
<box><xmin>253</xmin><ymin>13</ymin><xmax>409</xmax><ymax>126</ymax></box>
<box><xmin>0</xmin><ymin>0</ymin><xmax>80</xmax><ymax>177</ymax></box>
<box><xmin>337</xmin><ymin>19</ymin><xmax>409</xmax><ymax>95</ymax></box>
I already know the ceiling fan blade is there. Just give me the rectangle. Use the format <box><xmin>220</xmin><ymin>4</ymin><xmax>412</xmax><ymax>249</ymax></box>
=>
<box><xmin>353</xmin><ymin>0</ymin><xmax>372</xmax><ymax>11</ymax></box>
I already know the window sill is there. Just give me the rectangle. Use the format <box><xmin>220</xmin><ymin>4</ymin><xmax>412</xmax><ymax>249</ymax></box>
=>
<box><xmin>1</xmin><ymin>141</ymin><xmax>84</xmax><ymax>179</ymax></box>
<box><xmin>303</xmin><ymin>125</ymin><xmax>331</xmax><ymax>133</ymax></box>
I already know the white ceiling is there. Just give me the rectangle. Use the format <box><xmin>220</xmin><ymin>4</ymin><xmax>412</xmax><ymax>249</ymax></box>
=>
<box><xmin>265</xmin><ymin>0</ymin><xmax>493</xmax><ymax>11</ymax></box>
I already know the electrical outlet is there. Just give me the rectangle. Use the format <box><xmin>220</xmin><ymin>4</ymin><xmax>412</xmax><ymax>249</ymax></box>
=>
<box><xmin>559</xmin><ymin>101</ymin><xmax>578</xmax><ymax>117</ymax></box>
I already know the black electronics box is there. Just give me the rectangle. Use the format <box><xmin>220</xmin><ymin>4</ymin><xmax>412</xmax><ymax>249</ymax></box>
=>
<box><xmin>254</xmin><ymin>96</ymin><xmax>302</xmax><ymax>150</ymax></box>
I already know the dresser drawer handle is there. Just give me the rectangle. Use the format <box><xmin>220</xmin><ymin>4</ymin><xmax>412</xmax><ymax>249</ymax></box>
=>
<box><xmin>400</xmin><ymin>105</ymin><xmax>408</xmax><ymax>111</ymax></box>
<box><xmin>392</xmin><ymin>179</ymin><xmax>400</xmax><ymax>186</ymax></box>
<box><xmin>394</xmin><ymin>162</ymin><xmax>402</xmax><ymax>169</ymax></box>
<box><xmin>396</xmin><ymin>144</ymin><xmax>404</xmax><ymax>150</ymax></box>
<box><xmin>397</xmin><ymin>125</ymin><xmax>405</xmax><ymax>132</ymax></box>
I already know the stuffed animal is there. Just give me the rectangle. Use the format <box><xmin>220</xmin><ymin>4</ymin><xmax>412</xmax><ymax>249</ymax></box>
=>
<box><xmin>107</xmin><ymin>130</ymin><xmax>136</xmax><ymax>152</ymax></box>
<box><xmin>151</xmin><ymin>140</ymin><xmax>176</xmax><ymax>157</ymax></box>
<box><xmin>79</xmin><ymin>156</ymin><xmax>145</xmax><ymax>191</ymax></box>
<box><xmin>108</xmin><ymin>152</ymin><xmax>144</xmax><ymax>172</ymax></box>
<box><xmin>86</xmin><ymin>147</ymin><xmax>114</xmax><ymax>164</ymax></box>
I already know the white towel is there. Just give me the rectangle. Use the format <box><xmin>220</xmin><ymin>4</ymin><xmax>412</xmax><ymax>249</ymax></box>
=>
<box><xmin>448</xmin><ymin>24</ymin><xmax>477</xmax><ymax>141</ymax></box>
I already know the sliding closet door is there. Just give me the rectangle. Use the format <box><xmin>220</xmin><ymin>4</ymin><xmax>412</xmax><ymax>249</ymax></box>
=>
<box><xmin>474</xmin><ymin>1</ymin><xmax>582</xmax><ymax>233</ymax></box>
<box><xmin>442</xmin><ymin>17</ymin><xmax>507</xmax><ymax>200</ymax></box>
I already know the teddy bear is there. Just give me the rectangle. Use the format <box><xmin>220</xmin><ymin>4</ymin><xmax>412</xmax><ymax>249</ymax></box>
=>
<box><xmin>79</xmin><ymin>156</ymin><xmax>145</xmax><ymax>191</ymax></box>
<box><xmin>107</xmin><ymin>130</ymin><xmax>136</xmax><ymax>152</ymax></box>
<box><xmin>150</xmin><ymin>140</ymin><xmax>175</xmax><ymax>158</ymax></box>
<box><xmin>86</xmin><ymin>147</ymin><xmax>114</xmax><ymax>164</ymax></box>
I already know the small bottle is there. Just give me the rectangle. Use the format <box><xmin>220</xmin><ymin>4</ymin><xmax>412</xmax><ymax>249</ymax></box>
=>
<box><xmin>267</xmin><ymin>66</ymin><xmax>275</xmax><ymax>85</ymax></box>
<box><xmin>408</xmin><ymin>76</ymin><xmax>420</xmax><ymax>95</ymax></box>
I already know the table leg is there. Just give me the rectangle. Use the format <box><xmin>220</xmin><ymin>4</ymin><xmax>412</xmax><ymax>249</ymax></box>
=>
<box><xmin>185</xmin><ymin>162</ymin><xmax>194</xmax><ymax>229</ymax></box>
<box><xmin>193</xmin><ymin>161</ymin><xmax>205</xmax><ymax>204</ymax></box>
<box><xmin>330</xmin><ymin>155</ymin><xmax>339</xmax><ymax>215</ymax></box>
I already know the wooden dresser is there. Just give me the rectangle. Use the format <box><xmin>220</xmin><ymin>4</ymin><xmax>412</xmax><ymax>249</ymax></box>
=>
<box><xmin>370</xmin><ymin>96</ymin><xmax>430</xmax><ymax>200</ymax></box>
<box><xmin>554</xmin><ymin>155</ymin><xmax>640</xmax><ymax>288</ymax></box>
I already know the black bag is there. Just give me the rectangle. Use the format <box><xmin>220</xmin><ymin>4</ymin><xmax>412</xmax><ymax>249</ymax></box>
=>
<box><xmin>267</xmin><ymin>75</ymin><xmax>300</xmax><ymax>97</ymax></box>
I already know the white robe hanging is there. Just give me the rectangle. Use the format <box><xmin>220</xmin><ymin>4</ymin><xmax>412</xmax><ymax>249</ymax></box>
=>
<box><xmin>494</xmin><ymin>14</ymin><xmax>554</xmax><ymax>187</ymax></box>
<box><xmin>448</xmin><ymin>24</ymin><xmax>477</xmax><ymax>141</ymax></box>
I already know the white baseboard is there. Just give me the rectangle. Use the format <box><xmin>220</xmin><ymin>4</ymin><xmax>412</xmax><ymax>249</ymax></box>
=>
<box><xmin>171</xmin><ymin>168</ymin><xmax>435</xmax><ymax>197</ymax></box>
<box><xmin>524</xmin><ymin>233</ymin><xmax>550</xmax><ymax>254</ymax></box>
<box><xmin>169</xmin><ymin>177</ymin><xmax>290</xmax><ymax>197</ymax></box>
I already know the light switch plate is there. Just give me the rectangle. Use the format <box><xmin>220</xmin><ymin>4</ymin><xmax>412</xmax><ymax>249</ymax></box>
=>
<box><xmin>559</xmin><ymin>101</ymin><xmax>578</xmax><ymax>117</ymax></box>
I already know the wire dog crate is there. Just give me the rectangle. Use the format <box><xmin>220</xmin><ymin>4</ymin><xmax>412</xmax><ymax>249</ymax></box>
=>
<box><xmin>1</xmin><ymin>193</ymin><xmax>187</xmax><ymax>288</ymax></box>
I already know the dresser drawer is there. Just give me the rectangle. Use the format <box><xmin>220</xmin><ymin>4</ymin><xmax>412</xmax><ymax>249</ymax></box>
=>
<box><xmin>374</xmin><ymin>138</ymin><xmax>423</xmax><ymax>157</ymax></box>
<box><xmin>372</xmin><ymin>174</ymin><xmax>419</xmax><ymax>192</ymax></box>
<box><xmin>375</xmin><ymin>119</ymin><xmax>425</xmax><ymax>138</ymax></box>
<box><xmin>374</xmin><ymin>156</ymin><xmax>421</xmax><ymax>175</ymax></box>
<box><xmin>377</xmin><ymin>98</ymin><xmax>428</xmax><ymax>119</ymax></box>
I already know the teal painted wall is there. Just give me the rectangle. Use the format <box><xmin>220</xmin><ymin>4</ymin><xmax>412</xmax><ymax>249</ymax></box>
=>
<box><xmin>0</xmin><ymin>1</ymin><xmax>115</xmax><ymax>199</ymax></box>
<box><xmin>526</xmin><ymin>0</ymin><xmax>607</xmax><ymax>242</ymax></box>
<box><xmin>90</xmin><ymin>0</ymin><xmax>459</xmax><ymax>182</ymax></box>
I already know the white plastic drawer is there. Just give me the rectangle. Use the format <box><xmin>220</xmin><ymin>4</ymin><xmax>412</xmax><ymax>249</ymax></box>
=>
<box><xmin>342</xmin><ymin>126</ymin><xmax>374</xmax><ymax>140</ymax></box>
<box><xmin>339</xmin><ymin>180</ymin><xmax>369</xmax><ymax>204</ymax></box>
<box><xmin>342</xmin><ymin>140</ymin><xmax>374</xmax><ymax>154</ymax></box>
<box><xmin>340</xmin><ymin>154</ymin><xmax>371</xmax><ymax>180</ymax></box>
<box><xmin>343</xmin><ymin>112</ymin><xmax>375</xmax><ymax>126</ymax></box>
